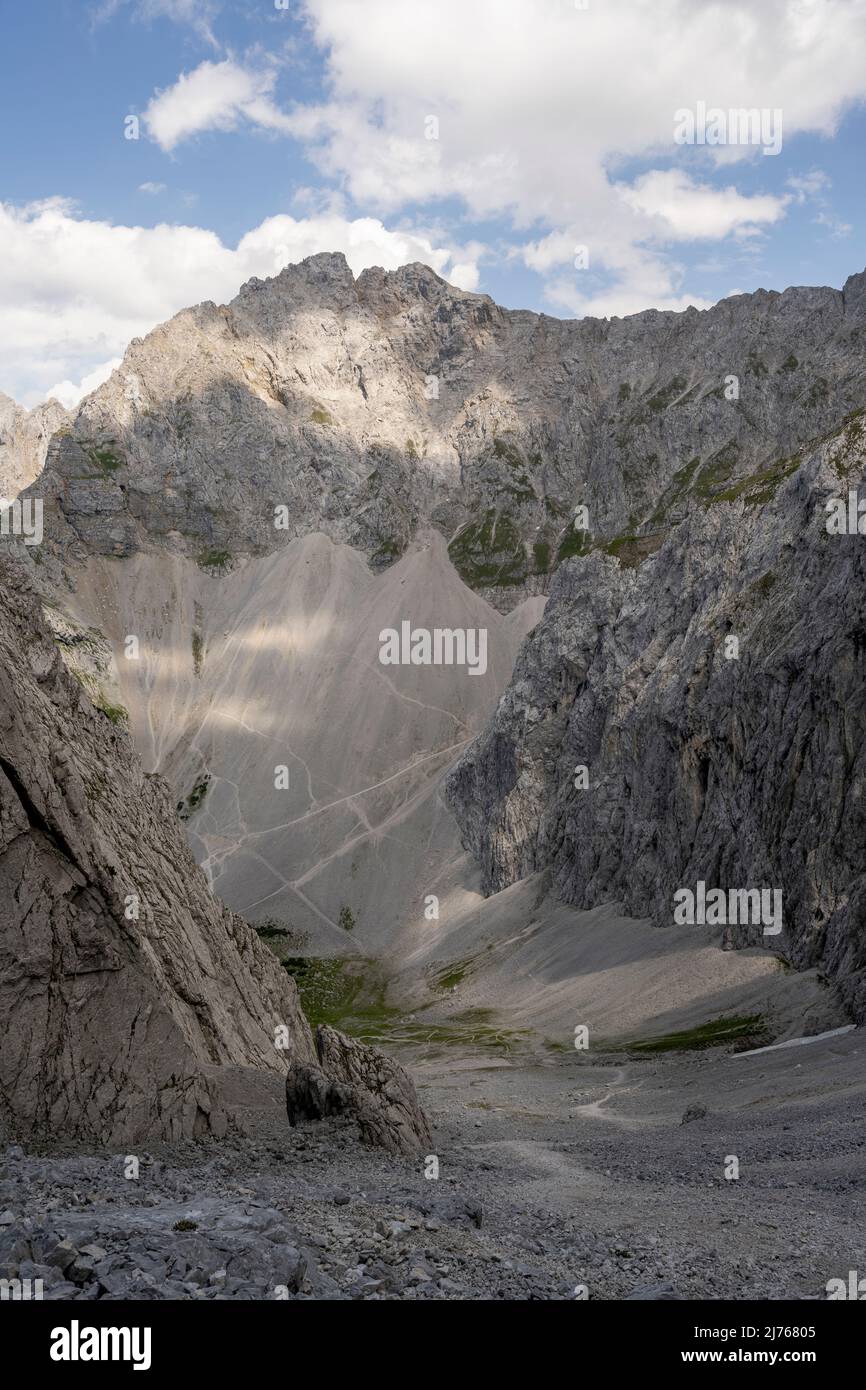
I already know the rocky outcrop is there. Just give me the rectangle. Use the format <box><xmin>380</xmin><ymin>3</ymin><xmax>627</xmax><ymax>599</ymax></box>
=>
<box><xmin>286</xmin><ymin>1024</ymin><xmax>432</xmax><ymax>1157</ymax></box>
<box><xmin>0</xmin><ymin>556</ymin><xmax>431</xmax><ymax>1149</ymax></box>
<box><xmin>8</xmin><ymin>253</ymin><xmax>866</xmax><ymax>1056</ymax></box>
<box><xmin>0</xmin><ymin>393</ymin><xmax>68</xmax><ymax>500</ymax></box>
<box><xmin>24</xmin><ymin>254</ymin><xmax>866</xmax><ymax>610</ymax></box>
<box><xmin>446</xmin><ymin>421</ymin><xmax>866</xmax><ymax>1021</ymax></box>
<box><xmin>0</xmin><ymin>555</ymin><xmax>316</xmax><ymax>1144</ymax></box>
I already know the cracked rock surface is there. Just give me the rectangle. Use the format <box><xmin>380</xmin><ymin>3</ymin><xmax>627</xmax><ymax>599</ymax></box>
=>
<box><xmin>0</xmin><ymin>557</ymin><xmax>429</xmax><ymax>1154</ymax></box>
<box><xmin>447</xmin><ymin>423</ymin><xmax>866</xmax><ymax>1020</ymax></box>
<box><xmin>23</xmin><ymin>254</ymin><xmax>866</xmax><ymax>612</ymax></box>
<box><xmin>286</xmin><ymin>1025</ymin><xmax>432</xmax><ymax>1157</ymax></box>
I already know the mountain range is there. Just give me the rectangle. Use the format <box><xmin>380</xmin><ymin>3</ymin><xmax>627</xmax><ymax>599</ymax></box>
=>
<box><xmin>2</xmin><ymin>253</ymin><xmax>864</xmax><ymax>1153</ymax></box>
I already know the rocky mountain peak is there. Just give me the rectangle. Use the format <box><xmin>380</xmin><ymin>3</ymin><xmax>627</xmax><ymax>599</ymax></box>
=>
<box><xmin>0</xmin><ymin>393</ymin><xmax>69</xmax><ymax>501</ymax></box>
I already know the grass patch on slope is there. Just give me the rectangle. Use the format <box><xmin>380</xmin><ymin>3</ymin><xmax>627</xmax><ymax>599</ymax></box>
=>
<box><xmin>196</xmin><ymin>548</ymin><xmax>232</xmax><ymax>571</ymax></box>
<box><xmin>281</xmin><ymin>956</ymin><xmax>530</xmax><ymax>1053</ymax></box>
<box><xmin>614</xmin><ymin>1014</ymin><xmax>769</xmax><ymax>1054</ymax></box>
<box><xmin>448</xmin><ymin>508</ymin><xmax>528</xmax><ymax>587</ymax></box>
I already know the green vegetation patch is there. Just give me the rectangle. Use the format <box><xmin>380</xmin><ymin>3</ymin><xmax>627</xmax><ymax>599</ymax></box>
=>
<box><xmin>491</xmin><ymin>437</ymin><xmax>536</xmax><ymax>503</ymax></box>
<box><xmin>806</xmin><ymin>377</ymin><xmax>829</xmax><ymax>407</ymax></box>
<box><xmin>370</xmin><ymin>537</ymin><xmax>404</xmax><ymax>568</ymax></box>
<box><xmin>832</xmin><ymin>408</ymin><xmax>866</xmax><ymax>478</ymax></box>
<box><xmin>448</xmin><ymin>508</ymin><xmax>528</xmax><ymax>587</ymax></box>
<box><xmin>602</xmin><ymin>533</ymin><xmax>665</xmax><ymax>569</ymax></box>
<box><xmin>694</xmin><ymin>440</ymin><xmax>741</xmax><ymax>499</ymax></box>
<box><xmin>707</xmin><ymin>454</ymin><xmax>801</xmax><ymax>507</ymax></box>
<box><xmin>196</xmin><ymin>548</ymin><xmax>231</xmax><ymax>571</ymax></box>
<box><xmin>648</xmin><ymin>456</ymin><xmax>702</xmax><ymax>526</ymax></box>
<box><xmin>616</xmin><ymin>1014</ymin><xmax>769</xmax><ymax>1054</ymax></box>
<box><xmin>645</xmin><ymin>374</ymin><xmax>689</xmax><ymax>414</ymax></box>
<box><xmin>532</xmin><ymin>539</ymin><xmax>551</xmax><ymax>572</ymax></box>
<box><xmin>543</xmin><ymin>496</ymin><xmax>571</xmax><ymax>519</ymax></box>
<box><xmin>556</xmin><ymin>528</ymin><xmax>592</xmax><ymax>562</ymax></box>
<box><xmin>71</xmin><ymin>670</ymin><xmax>128</xmax><ymax>725</ymax></box>
<box><xmin>282</xmin><ymin>957</ymin><xmax>530</xmax><ymax>1053</ymax></box>
<box><xmin>492</xmin><ymin>435</ymin><xmax>524</xmax><ymax>467</ymax></box>
<box><xmin>98</xmin><ymin>702</ymin><xmax>128</xmax><ymax>726</ymax></box>
<box><xmin>86</xmin><ymin>445</ymin><xmax>122</xmax><ymax>476</ymax></box>
<box><xmin>430</xmin><ymin>955</ymin><xmax>478</xmax><ymax>992</ymax></box>
<box><xmin>310</xmin><ymin>407</ymin><xmax>333</xmax><ymax>425</ymax></box>
<box><xmin>282</xmin><ymin>957</ymin><xmax>394</xmax><ymax>1032</ymax></box>
<box><xmin>749</xmin><ymin>571</ymin><xmax>777</xmax><ymax>599</ymax></box>
<box><xmin>177</xmin><ymin>774</ymin><xmax>211</xmax><ymax>821</ymax></box>
<box><xmin>253</xmin><ymin>919</ymin><xmax>311</xmax><ymax>954</ymax></box>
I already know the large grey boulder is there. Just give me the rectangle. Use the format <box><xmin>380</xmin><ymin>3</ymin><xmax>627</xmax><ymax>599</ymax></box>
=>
<box><xmin>286</xmin><ymin>1024</ymin><xmax>432</xmax><ymax>1157</ymax></box>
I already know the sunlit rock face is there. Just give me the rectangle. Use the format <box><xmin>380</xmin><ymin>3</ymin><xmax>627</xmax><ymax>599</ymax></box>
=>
<box><xmin>0</xmin><ymin>555</ymin><xmax>432</xmax><ymax>1151</ymax></box>
<box><xmin>11</xmin><ymin>254</ymin><xmax>866</xmax><ymax>1017</ymax></box>
<box><xmin>24</xmin><ymin>254</ymin><xmax>866</xmax><ymax>611</ymax></box>
<box><xmin>0</xmin><ymin>557</ymin><xmax>318</xmax><ymax>1143</ymax></box>
<box><xmin>0</xmin><ymin>392</ymin><xmax>68</xmax><ymax>501</ymax></box>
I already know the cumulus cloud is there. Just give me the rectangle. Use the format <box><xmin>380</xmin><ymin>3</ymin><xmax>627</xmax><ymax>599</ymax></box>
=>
<box><xmin>296</xmin><ymin>0</ymin><xmax>866</xmax><ymax>199</ymax></box>
<box><xmin>45</xmin><ymin>358</ymin><xmax>123</xmax><ymax>411</ymax></box>
<box><xmin>286</xmin><ymin>0</ymin><xmax>866</xmax><ymax>313</ymax></box>
<box><xmin>13</xmin><ymin>0</ymin><xmax>866</xmax><ymax>400</ymax></box>
<box><xmin>144</xmin><ymin>59</ymin><xmax>293</xmax><ymax>152</ymax></box>
<box><xmin>617</xmin><ymin>171</ymin><xmax>788</xmax><ymax>241</ymax></box>
<box><xmin>127</xmin><ymin>1</ymin><xmax>866</xmax><ymax>321</ymax></box>
<box><xmin>0</xmin><ymin>199</ymin><xmax>483</xmax><ymax>405</ymax></box>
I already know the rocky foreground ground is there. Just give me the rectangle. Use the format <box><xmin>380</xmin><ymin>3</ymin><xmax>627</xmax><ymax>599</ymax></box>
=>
<box><xmin>2</xmin><ymin>1025</ymin><xmax>862</xmax><ymax>1302</ymax></box>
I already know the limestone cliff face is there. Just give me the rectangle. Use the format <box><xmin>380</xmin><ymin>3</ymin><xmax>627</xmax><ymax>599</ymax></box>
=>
<box><xmin>25</xmin><ymin>254</ymin><xmax>866</xmax><ymax>610</ymax></box>
<box><xmin>0</xmin><ymin>556</ymin><xmax>317</xmax><ymax>1143</ymax></box>
<box><xmin>446</xmin><ymin>421</ymin><xmax>866</xmax><ymax>1021</ymax></box>
<box><xmin>0</xmin><ymin>393</ymin><xmax>68</xmax><ymax>500</ymax></box>
<box><xmin>0</xmin><ymin>557</ymin><xmax>429</xmax><ymax>1149</ymax></box>
<box><xmin>8</xmin><ymin>255</ymin><xmax>866</xmax><ymax>1033</ymax></box>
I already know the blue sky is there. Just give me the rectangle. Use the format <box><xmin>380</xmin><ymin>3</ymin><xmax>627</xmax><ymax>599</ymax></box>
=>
<box><xmin>1</xmin><ymin>0</ymin><xmax>865</xmax><ymax>405</ymax></box>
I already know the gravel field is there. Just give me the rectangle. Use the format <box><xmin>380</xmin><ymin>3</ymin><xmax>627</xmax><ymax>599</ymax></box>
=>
<box><xmin>3</xmin><ymin>1026</ymin><xmax>862</xmax><ymax>1302</ymax></box>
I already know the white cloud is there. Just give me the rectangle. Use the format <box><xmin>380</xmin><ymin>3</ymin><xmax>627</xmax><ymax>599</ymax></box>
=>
<box><xmin>296</xmin><ymin>0</ymin><xmax>866</xmax><ymax>205</ymax></box>
<box><xmin>541</xmin><ymin>259</ymin><xmax>715</xmax><ymax>320</ymax></box>
<box><xmin>45</xmin><ymin>358</ymin><xmax>123</xmax><ymax>411</ymax></box>
<box><xmin>785</xmin><ymin>168</ymin><xmax>851</xmax><ymax>235</ymax></box>
<box><xmin>787</xmin><ymin>169</ymin><xmax>832</xmax><ymax>202</ymax></box>
<box><xmin>617</xmin><ymin>170</ymin><xmax>788</xmax><ymax>241</ymax></box>
<box><xmin>284</xmin><ymin>0</ymin><xmax>866</xmax><ymax>313</ymax></box>
<box><xmin>131</xmin><ymin>0</ymin><xmax>866</xmax><ymax>320</ymax></box>
<box><xmin>138</xmin><ymin>181</ymin><xmax>167</xmax><ymax>195</ymax></box>
<box><xmin>815</xmin><ymin>210</ymin><xmax>853</xmax><ymax>237</ymax></box>
<box><xmin>0</xmin><ymin>199</ymin><xmax>483</xmax><ymax>405</ymax></box>
<box><xmin>448</xmin><ymin>261</ymin><xmax>480</xmax><ymax>292</ymax></box>
<box><xmin>144</xmin><ymin>59</ymin><xmax>293</xmax><ymax>152</ymax></box>
<box><xmin>94</xmin><ymin>0</ymin><xmax>221</xmax><ymax>48</ymax></box>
